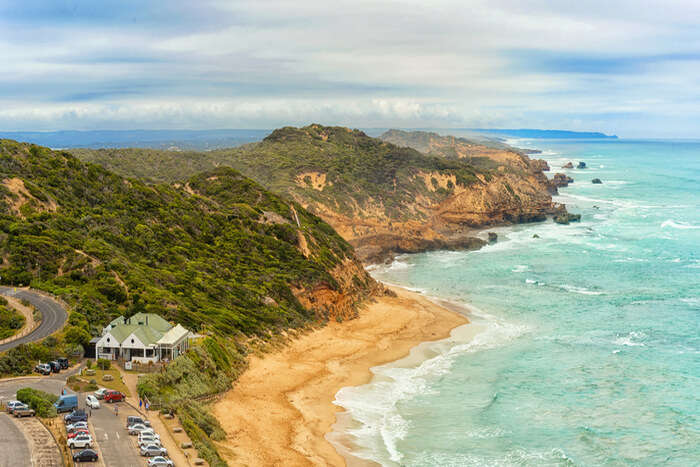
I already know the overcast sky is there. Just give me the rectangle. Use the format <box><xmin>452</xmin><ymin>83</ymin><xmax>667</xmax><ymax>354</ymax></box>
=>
<box><xmin>1</xmin><ymin>0</ymin><xmax>699</xmax><ymax>137</ymax></box>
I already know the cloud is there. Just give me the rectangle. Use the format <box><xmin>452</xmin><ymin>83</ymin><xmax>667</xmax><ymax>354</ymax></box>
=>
<box><xmin>0</xmin><ymin>0</ymin><xmax>699</xmax><ymax>136</ymax></box>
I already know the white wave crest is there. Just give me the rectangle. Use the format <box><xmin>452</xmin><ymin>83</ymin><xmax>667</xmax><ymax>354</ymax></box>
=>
<box><xmin>660</xmin><ymin>220</ymin><xmax>700</xmax><ymax>230</ymax></box>
<box><xmin>511</xmin><ymin>264</ymin><xmax>529</xmax><ymax>273</ymax></box>
<box><xmin>331</xmin><ymin>318</ymin><xmax>531</xmax><ymax>465</ymax></box>
<box><xmin>558</xmin><ymin>284</ymin><xmax>603</xmax><ymax>295</ymax></box>
<box><xmin>614</xmin><ymin>331</ymin><xmax>647</xmax><ymax>347</ymax></box>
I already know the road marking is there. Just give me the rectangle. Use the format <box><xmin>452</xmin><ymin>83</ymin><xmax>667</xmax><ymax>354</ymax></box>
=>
<box><xmin>104</xmin><ymin>433</ymin><xmax>108</xmax><ymax>440</ymax></box>
<box><xmin>116</xmin><ymin>431</ymin><xmax>120</xmax><ymax>440</ymax></box>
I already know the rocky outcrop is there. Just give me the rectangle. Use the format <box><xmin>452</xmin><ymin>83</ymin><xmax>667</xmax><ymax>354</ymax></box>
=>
<box><xmin>562</xmin><ymin>162</ymin><xmax>574</xmax><ymax>169</ymax></box>
<box><xmin>592</xmin><ymin>178</ymin><xmax>602</xmax><ymax>184</ymax></box>
<box><xmin>488</xmin><ymin>232</ymin><xmax>498</xmax><ymax>243</ymax></box>
<box><xmin>577</xmin><ymin>161</ymin><xmax>587</xmax><ymax>169</ymax></box>
<box><xmin>551</xmin><ymin>173</ymin><xmax>574</xmax><ymax>188</ymax></box>
<box><xmin>529</xmin><ymin>159</ymin><xmax>550</xmax><ymax>172</ymax></box>
<box><xmin>554</xmin><ymin>213</ymin><xmax>581</xmax><ymax>224</ymax></box>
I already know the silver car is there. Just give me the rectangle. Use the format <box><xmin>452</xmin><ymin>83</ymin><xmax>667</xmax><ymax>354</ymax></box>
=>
<box><xmin>147</xmin><ymin>457</ymin><xmax>174</xmax><ymax>467</ymax></box>
<box><xmin>140</xmin><ymin>444</ymin><xmax>167</xmax><ymax>457</ymax></box>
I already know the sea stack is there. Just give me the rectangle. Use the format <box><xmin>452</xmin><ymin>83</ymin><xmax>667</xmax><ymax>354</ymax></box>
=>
<box><xmin>592</xmin><ymin>178</ymin><xmax>602</xmax><ymax>184</ymax></box>
<box><xmin>577</xmin><ymin>161</ymin><xmax>587</xmax><ymax>169</ymax></box>
<box><xmin>562</xmin><ymin>162</ymin><xmax>574</xmax><ymax>168</ymax></box>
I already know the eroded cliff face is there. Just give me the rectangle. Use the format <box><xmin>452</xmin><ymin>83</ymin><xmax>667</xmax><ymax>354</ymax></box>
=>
<box><xmin>292</xmin><ymin>165</ymin><xmax>560</xmax><ymax>263</ymax></box>
<box><xmin>292</xmin><ymin>257</ymin><xmax>384</xmax><ymax>321</ymax></box>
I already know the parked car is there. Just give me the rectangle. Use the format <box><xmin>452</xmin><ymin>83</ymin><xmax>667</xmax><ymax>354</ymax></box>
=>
<box><xmin>54</xmin><ymin>394</ymin><xmax>78</xmax><ymax>413</ymax></box>
<box><xmin>5</xmin><ymin>400</ymin><xmax>26</xmax><ymax>414</ymax></box>
<box><xmin>66</xmin><ymin>422</ymin><xmax>89</xmax><ymax>433</ymax></box>
<box><xmin>67</xmin><ymin>433</ymin><xmax>93</xmax><ymax>449</ymax></box>
<box><xmin>103</xmin><ymin>390</ymin><xmax>125</xmax><ymax>403</ymax></box>
<box><xmin>64</xmin><ymin>409</ymin><xmax>88</xmax><ymax>424</ymax></box>
<box><xmin>138</xmin><ymin>433</ymin><xmax>161</xmax><ymax>445</ymax></box>
<box><xmin>126</xmin><ymin>415</ymin><xmax>151</xmax><ymax>428</ymax></box>
<box><xmin>13</xmin><ymin>406</ymin><xmax>35</xmax><ymax>417</ymax></box>
<box><xmin>68</xmin><ymin>430</ymin><xmax>90</xmax><ymax>439</ymax></box>
<box><xmin>57</xmin><ymin>357</ymin><xmax>69</xmax><ymax>369</ymax></box>
<box><xmin>147</xmin><ymin>457</ymin><xmax>174</xmax><ymax>467</ymax></box>
<box><xmin>127</xmin><ymin>423</ymin><xmax>149</xmax><ymax>435</ymax></box>
<box><xmin>138</xmin><ymin>438</ymin><xmax>161</xmax><ymax>449</ymax></box>
<box><xmin>140</xmin><ymin>444</ymin><xmax>167</xmax><ymax>457</ymax></box>
<box><xmin>85</xmin><ymin>395</ymin><xmax>100</xmax><ymax>409</ymax></box>
<box><xmin>34</xmin><ymin>363</ymin><xmax>51</xmax><ymax>375</ymax></box>
<box><xmin>139</xmin><ymin>428</ymin><xmax>159</xmax><ymax>439</ymax></box>
<box><xmin>94</xmin><ymin>388</ymin><xmax>109</xmax><ymax>400</ymax></box>
<box><xmin>72</xmin><ymin>449</ymin><xmax>98</xmax><ymax>463</ymax></box>
<box><xmin>49</xmin><ymin>361</ymin><xmax>61</xmax><ymax>373</ymax></box>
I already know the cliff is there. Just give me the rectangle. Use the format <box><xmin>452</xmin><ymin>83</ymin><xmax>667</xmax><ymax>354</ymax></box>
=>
<box><xmin>71</xmin><ymin>125</ymin><xmax>563</xmax><ymax>263</ymax></box>
<box><xmin>213</xmin><ymin>126</ymin><xmax>562</xmax><ymax>262</ymax></box>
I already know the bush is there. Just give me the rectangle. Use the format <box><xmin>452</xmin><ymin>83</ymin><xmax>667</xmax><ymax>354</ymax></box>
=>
<box><xmin>86</xmin><ymin>359</ymin><xmax>93</xmax><ymax>369</ymax></box>
<box><xmin>96</xmin><ymin>358</ymin><xmax>111</xmax><ymax>370</ymax></box>
<box><xmin>16</xmin><ymin>387</ymin><xmax>58</xmax><ymax>418</ymax></box>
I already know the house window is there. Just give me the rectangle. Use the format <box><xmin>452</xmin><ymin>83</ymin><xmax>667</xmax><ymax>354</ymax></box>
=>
<box><xmin>131</xmin><ymin>338</ymin><xmax>135</xmax><ymax>344</ymax></box>
<box><xmin>106</xmin><ymin>337</ymin><xmax>110</xmax><ymax>343</ymax></box>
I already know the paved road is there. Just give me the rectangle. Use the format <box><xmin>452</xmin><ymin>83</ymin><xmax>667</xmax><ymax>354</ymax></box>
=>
<box><xmin>0</xmin><ymin>413</ymin><xmax>32</xmax><ymax>467</ymax></box>
<box><xmin>0</xmin><ymin>287</ymin><xmax>68</xmax><ymax>352</ymax></box>
<box><xmin>91</xmin><ymin>401</ymin><xmax>145</xmax><ymax>467</ymax></box>
<box><xmin>0</xmin><ymin>372</ymin><xmax>146</xmax><ymax>467</ymax></box>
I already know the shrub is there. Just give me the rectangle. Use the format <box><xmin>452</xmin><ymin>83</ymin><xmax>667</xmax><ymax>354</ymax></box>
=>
<box><xmin>86</xmin><ymin>359</ymin><xmax>93</xmax><ymax>369</ymax></box>
<box><xmin>16</xmin><ymin>387</ymin><xmax>58</xmax><ymax>418</ymax></box>
<box><xmin>96</xmin><ymin>358</ymin><xmax>111</xmax><ymax>370</ymax></box>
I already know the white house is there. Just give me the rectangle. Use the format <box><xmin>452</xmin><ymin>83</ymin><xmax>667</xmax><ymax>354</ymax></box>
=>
<box><xmin>95</xmin><ymin>313</ymin><xmax>191</xmax><ymax>364</ymax></box>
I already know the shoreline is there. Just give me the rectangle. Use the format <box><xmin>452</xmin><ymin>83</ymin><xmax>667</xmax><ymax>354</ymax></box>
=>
<box><xmin>212</xmin><ymin>285</ymin><xmax>469</xmax><ymax>466</ymax></box>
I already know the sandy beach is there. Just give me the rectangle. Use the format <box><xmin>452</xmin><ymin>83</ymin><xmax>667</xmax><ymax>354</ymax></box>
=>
<box><xmin>212</xmin><ymin>285</ymin><xmax>469</xmax><ymax>466</ymax></box>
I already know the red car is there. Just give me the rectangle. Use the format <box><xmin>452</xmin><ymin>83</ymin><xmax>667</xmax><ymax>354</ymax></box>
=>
<box><xmin>103</xmin><ymin>390</ymin><xmax>125</xmax><ymax>403</ymax></box>
<box><xmin>68</xmin><ymin>429</ymin><xmax>90</xmax><ymax>439</ymax></box>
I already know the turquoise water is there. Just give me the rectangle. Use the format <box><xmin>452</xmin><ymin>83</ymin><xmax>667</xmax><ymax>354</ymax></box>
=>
<box><xmin>332</xmin><ymin>139</ymin><xmax>700</xmax><ymax>466</ymax></box>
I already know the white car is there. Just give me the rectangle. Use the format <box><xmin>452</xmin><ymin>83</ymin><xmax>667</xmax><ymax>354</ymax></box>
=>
<box><xmin>93</xmin><ymin>388</ymin><xmax>109</xmax><ymax>400</ymax></box>
<box><xmin>138</xmin><ymin>433</ymin><xmax>161</xmax><ymax>443</ymax></box>
<box><xmin>85</xmin><ymin>395</ymin><xmax>100</xmax><ymax>409</ymax></box>
<box><xmin>147</xmin><ymin>457</ymin><xmax>174</xmax><ymax>467</ymax></box>
<box><xmin>127</xmin><ymin>423</ymin><xmax>150</xmax><ymax>435</ymax></box>
<box><xmin>139</xmin><ymin>428</ymin><xmax>159</xmax><ymax>438</ymax></box>
<box><xmin>138</xmin><ymin>437</ymin><xmax>161</xmax><ymax>449</ymax></box>
<box><xmin>67</xmin><ymin>433</ymin><xmax>93</xmax><ymax>449</ymax></box>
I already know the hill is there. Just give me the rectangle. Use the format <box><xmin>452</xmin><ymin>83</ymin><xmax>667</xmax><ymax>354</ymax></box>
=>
<box><xmin>72</xmin><ymin>125</ymin><xmax>563</xmax><ymax>262</ymax></box>
<box><xmin>0</xmin><ymin>138</ymin><xmax>381</xmax><ymax>465</ymax></box>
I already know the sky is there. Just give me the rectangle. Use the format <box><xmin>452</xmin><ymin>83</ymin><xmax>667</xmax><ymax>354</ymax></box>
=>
<box><xmin>1</xmin><ymin>0</ymin><xmax>700</xmax><ymax>137</ymax></box>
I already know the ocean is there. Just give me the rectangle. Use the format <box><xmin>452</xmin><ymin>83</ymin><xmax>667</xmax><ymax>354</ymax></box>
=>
<box><xmin>329</xmin><ymin>139</ymin><xmax>700</xmax><ymax>466</ymax></box>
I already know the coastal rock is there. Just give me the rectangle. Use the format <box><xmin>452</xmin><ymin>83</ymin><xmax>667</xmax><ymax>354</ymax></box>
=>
<box><xmin>592</xmin><ymin>178</ymin><xmax>602</xmax><ymax>184</ymax></box>
<box><xmin>488</xmin><ymin>232</ymin><xmax>498</xmax><ymax>243</ymax></box>
<box><xmin>554</xmin><ymin>213</ymin><xmax>582</xmax><ymax>225</ymax></box>
<box><xmin>529</xmin><ymin>159</ymin><xmax>550</xmax><ymax>172</ymax></box>
<box><xmin>532</xmin><ymin>234</ymin><xmax>540</xmax><ymax>238</ymax></box>
<box><xmin>562</xmin><ymin>162</ymin><xmax>574</xmax><ymax>169</ymax></box>
<box><xmin>551</xmin><ymin>173</ymin><xmax>574</xmax><ymax>188</ymax></box>
<box><xmin>577</xmin><ymin>161</ymin><xmax>587</xmax><ymax>169</ymax></box>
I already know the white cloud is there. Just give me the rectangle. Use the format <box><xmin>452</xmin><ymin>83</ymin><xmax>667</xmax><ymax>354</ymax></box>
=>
<box><xmin>0</xmin><ymin>0</ymin><xmax>699</xmax><ymax>136</ymax></box>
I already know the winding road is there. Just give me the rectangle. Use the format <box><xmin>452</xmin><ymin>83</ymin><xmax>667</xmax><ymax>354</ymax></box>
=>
<box><xmin>0</xmin><ymin>287</ymin><xmax>68</xmax><ymax>353</ymax></box>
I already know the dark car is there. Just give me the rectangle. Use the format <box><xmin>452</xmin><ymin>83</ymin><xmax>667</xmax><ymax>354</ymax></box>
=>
<box><xmin>34</xmin><ymin>363</ymin><xmax>51</xmax><ymax>375</ymax></box>
<box><xmin>64</xmin><ymin>409</ymin><xmax>88</xmax><ymax>424</ymax></box>
<box><xmin>73</xmin><ymin>449</ymin><xmax>98</xmax><ymax>463</ymax></box>
<box><xmin>57</xmin><ymin>357</ymin><xmax>69</xmax><ymax>369</ymax></box>
<box><xmin>49</xmin><ymin>361</ymin><xmax>61</xmax><ymax>373</ymax></box>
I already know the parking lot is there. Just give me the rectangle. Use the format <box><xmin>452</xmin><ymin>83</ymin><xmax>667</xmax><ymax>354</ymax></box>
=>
<box><xmin>0</xmin><ymin>373</ymin><xmax>175</xmax><ymax>467</ymax></box>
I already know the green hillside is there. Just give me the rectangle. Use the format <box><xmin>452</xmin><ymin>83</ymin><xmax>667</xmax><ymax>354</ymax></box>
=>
<box><xmin>73</xmin><ymin>125</ymin><xmax>491</xmax><ymax>219</ymax></box>
<box><xmin>0</xmin><ymin>138</ymin><xmax>378</xmax><ymax>465</ymax></box>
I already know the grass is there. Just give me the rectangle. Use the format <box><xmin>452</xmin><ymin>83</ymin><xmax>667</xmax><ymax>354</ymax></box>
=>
<box><xmin>81</xmin><ymin>367</ymin><xmax>130</xmax><ymax>396</ymax></box>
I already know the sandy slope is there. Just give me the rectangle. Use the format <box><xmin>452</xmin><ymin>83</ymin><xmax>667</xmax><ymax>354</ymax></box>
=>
<box><xmin>212</xmin><ymin>286</ymin><xmax>468</xmax><ymax>466</ymax></box>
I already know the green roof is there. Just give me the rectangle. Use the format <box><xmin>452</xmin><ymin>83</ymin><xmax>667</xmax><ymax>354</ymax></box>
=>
<box><xmin>106</xmin><ymin>313</ymin><xmax>175</xmax><ymax>346</ymax></box>
<box><xmin>126</xmin><ymin>313</ymin><xmax>172</xmax><ymax>333</ymax></box>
